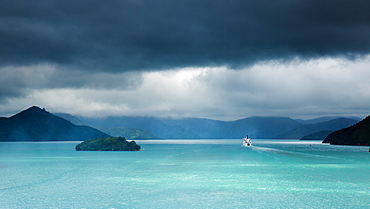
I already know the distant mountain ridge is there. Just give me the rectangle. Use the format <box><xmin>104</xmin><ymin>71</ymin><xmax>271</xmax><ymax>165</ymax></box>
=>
<box><xmin>279</xmin><ymin>118</ymin><xmax>359</xmax><ymax>139</ymax></box>
<box><xmin>300</xmin><ymin>130</ymin><xmax>334</xmax><ymax>140</ymax></box>
<box><xmin>56</xmin><ymin>113</ymin><xmax>360</xmax><ymax>139</ymax></box>
<box><xmin>63</xmin><ymin>115</ymin><xmax>302</xmax><ymax>139</ymax></box>
<box><xmin>0</xmin><ymin>106</ymin><xmax>110</xmax><ymax>141</ymax></box>
<box><xmin>70</xmin><ymin>115</ymin><xmax>194</xmax><ymax>139</ymax></box>
<box><xmin>295</xmin><ymin>116</ymin><xmax>361</xmax><ymax>124</ymax></box>
<box><xmin>0</xmin><ymin>106</ymin><xmax>361</xmax><ymax>141</ymax></box>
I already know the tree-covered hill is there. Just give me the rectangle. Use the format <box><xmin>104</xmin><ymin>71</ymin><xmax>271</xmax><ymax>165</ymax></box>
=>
<box><xmin>323</xmin><ymin>115</ymin><xmax>370</xmax><ymax>145</ymax></box>
<box><xmin>0</xmin><ymin>106</ymin><xmax>110</xmax><ymax>141</ymax></box>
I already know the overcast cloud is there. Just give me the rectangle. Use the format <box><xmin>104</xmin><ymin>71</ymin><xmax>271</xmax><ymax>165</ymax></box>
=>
<box><xmin>1</xmin><ymin>0</ymin><xmax>370</xmax><ymax>119</ymax></box>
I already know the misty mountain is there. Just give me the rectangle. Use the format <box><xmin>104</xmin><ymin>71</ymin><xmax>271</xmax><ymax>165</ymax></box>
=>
<box><xmin>54</xmin><ymin>113</ymin><xmax>164</xmax><ymax>140</ymax></box>
<box><xmin>279</xmin><ymin>118</ymin><xmax>359</xmax><ymax>139</ymax></box>
<box><xmin>158</xmin><ymin>117</ymin><xmax>226</xmax><ymax>138</ymax></box>
<box><xmin>57</xmin><ymin>114</ymin><xmax>302</xmax><ymax>139</ymax></box>
<box><xmin>323</xmin><ymin>115</ymin><xmax>370</xmax><ymax>145</ymax></box>
<box><xmin>97</xmin><ymin>127</ymin><xmax>163</xmax><ymax>140</ymax></box>
<box><xmin>160</xmin><ymin>116</ymin><xmax>303</xmax><ymax>139</ymax></box>
<box><xmin>55</xmin><ymin>112</ymin><xmax>362</xmax><ymax>140</ymax></box>
<box><xmin>0</xmin><ymin>106</ymin><xmax>110</xmax><ymax>141</ymax></box>
<box><xmin>54</xmin><ymin>113</ymin><xmax>85</xmax><ymax>125</ymax></box>
<box><xmin>300</xmin><ymin>130</ymin><xmax>334</xmax><ymax>140</ymax></box>
<box><xmin>226</xmin><ymin>117</ymin><xmax>302</xmax><ymax>139</ymax></box>
<box><xmin>71</xmin><ymin>116</ymin><xmax>195</xmax><ymax>139</ymax></box>
<box><xmin>295</xmin><ymin>116</ymin><xmax>361</xmax><ymax>124</ymax></box>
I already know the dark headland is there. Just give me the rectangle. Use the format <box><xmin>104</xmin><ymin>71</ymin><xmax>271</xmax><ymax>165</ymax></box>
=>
<box><xmin>75</xmin><ymin>137</ymin><xmax>141</xmax><ymax>151</ymax></box>
<box><xmin>0</xmin><ymin>106</ymin><xmax>110</xmax><ymax>141</ymax></box>
<box><xmin>323</xmin><ymin>115</ymin><xmax>370</xmax><ymax>146</ymax></box>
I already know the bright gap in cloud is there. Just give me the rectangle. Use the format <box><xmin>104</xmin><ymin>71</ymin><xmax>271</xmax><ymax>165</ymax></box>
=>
<box><xmin>1</xmin><ymin>55</ymin><xmax>370</xmax><ymax>120</ymax></box>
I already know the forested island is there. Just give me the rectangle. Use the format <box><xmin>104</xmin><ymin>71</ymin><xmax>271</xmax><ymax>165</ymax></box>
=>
<box><xmin>75</xmin><ymin>137</ymin><xmax>141</xmax><ymax>151</ymax></box>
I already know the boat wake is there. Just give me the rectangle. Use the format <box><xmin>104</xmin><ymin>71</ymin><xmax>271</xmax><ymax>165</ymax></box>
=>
<box><xmin>250</xmin><ymin>146</ymin><xmax>330</xmax><ymax>161</ymax></box>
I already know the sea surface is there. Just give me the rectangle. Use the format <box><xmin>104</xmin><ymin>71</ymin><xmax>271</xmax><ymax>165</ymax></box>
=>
<box><xmin>0</xmin><ymin>139</ymin><xmax>369</xmax><ymax>209</ymax></box>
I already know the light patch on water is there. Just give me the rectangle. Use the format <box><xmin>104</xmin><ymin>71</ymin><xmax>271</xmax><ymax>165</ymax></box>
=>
<box><xmin>299</xmin><ymin>164</ymin><xmax>353</xmax><ymax>168</ymax></box>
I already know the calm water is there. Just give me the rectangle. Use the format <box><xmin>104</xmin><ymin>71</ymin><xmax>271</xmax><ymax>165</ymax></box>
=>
<box><xmin>0</xmin><ymin>140</ymin><xmax>369</xmax><ymax>209</ymax></box>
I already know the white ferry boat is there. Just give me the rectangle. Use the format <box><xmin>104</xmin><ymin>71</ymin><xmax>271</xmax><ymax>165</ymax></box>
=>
<box><xmin>242</xmin><ymin>135</ymin><xmax>252</xmax><ymax>147</ymax></box>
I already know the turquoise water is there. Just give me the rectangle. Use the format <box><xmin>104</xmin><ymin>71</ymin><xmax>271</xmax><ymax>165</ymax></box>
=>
<box><xmin>0</xmin><ymin>140</ymin><xmax>369</xmax><ymax>208</ymax></box>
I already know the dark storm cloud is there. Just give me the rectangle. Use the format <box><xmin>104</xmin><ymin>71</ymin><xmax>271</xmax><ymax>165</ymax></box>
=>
<box><xmin>1</xmin><ymin>0</ymin><xmax>369</xmax><ymax>72</ymax></box>
<box><xmin>0</xmin><ymin>64</ymin><xmax>143</xmax><ymax>102</ymax></box>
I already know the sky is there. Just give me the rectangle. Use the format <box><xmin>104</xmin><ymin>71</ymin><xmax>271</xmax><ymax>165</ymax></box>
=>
<box><xmin>1</xmin><ymin>0</ymin><xmax>370</xmax><ymax>120</ymax></box>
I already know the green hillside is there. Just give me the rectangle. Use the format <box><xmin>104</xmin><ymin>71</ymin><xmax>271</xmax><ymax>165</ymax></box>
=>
<box><xmin>0</xmin><ymin>106</ymin><xmax>110</xmax><ymax>141</ymax></box>
<box><xmin>323</xmin><ymin>115</ymin><xmax>370</xmax><ymax>145</ymax></box>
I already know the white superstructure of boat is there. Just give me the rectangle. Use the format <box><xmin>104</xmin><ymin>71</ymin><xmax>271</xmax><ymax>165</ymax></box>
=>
<box><xmin>242</xmin><ymin>135</ymin><xmax>252</xmax><ymax>147</ymax></box>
